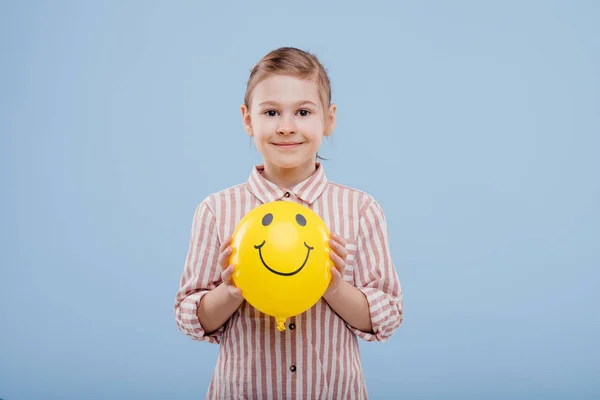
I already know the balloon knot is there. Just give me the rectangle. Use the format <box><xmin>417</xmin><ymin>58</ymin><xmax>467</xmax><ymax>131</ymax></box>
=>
<box><xmin>276</xmin><ymin>318</ymin><xmax>286</xmax><ymax>331</ymax></box>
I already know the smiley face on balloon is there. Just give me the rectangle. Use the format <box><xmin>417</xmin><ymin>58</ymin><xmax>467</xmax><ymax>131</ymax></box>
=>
<box><xmin>254</xmin><ymin>211</ymin><xmax>314</xmax><ymax>276</ymax></box>
<box><xmin>230</xmin><ymin>201</ymin><xmax>333</xmax><ymax>331</ymax></box>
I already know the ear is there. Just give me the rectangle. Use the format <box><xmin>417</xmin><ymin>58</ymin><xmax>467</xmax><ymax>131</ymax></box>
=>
<box><xmin>241</xmin><ymin>104</ymin><xmax>253</xmax><ymax>137</ymax></box>
<box><xmin>324</xmin><ymin>104</ymin><xmax>337</xmax><ymax>137</ymax></box>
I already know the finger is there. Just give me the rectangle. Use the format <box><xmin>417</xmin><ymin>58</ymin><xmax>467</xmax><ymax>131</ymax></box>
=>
<box><xmin>330</xmin><ymin>232</ymin><xmax>347</xmax><ymax>247</ymax></box>
<box><xmin>328</xmin><ymin>238</ymin><xmax>348</xmax><ymax>261</ymax></box>
<box><xmin>325</xmin><ymin>266</ymin><xmax>342</xmax><ymax>296</ymax></box>
<box><xmin>330</xmin><ymin>265</ymin><xmax>342</xmax><ymax>280</ymax></box>
<box><xmin>219</xmin><ymin>236</ymin><xmax>233</xmax><ymax>253</ymax></box>
<box><xmin>218</xmin><ymin>246</ymin><xmax>233</xmax><ymax>269</ymax></box>
<box><xmin>221</xmin><ymin>264</ymin><xmax>234</xmax><ymax>284</ymax></box>
<box><xmin>329</xmin><ymin>250</ymin><xmax>346</xmax><ymax>274</ymax></box>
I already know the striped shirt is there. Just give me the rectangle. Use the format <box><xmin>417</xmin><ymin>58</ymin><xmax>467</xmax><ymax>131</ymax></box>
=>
<box><xmin>174</xmin><ymin>163</ymin><xmax>403</xmax><ymax>399</ymax></box>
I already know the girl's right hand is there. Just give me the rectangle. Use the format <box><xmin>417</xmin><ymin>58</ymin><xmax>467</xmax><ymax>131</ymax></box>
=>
<box><xmin>218</xmin><ymin>236</ymin><xmax>243</xmax><ymax>299</ymax></box>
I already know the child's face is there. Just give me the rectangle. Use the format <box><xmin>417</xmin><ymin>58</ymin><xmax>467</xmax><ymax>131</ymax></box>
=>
<box><xmin>242</xmin><ymin>75</ymin><xmax>335</xmax><ymax>171</ymax></box>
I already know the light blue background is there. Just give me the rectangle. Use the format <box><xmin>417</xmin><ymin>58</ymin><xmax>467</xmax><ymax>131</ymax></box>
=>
<box><xmin>1</xmin><ymin>1</ymin><xmax>599</xmax><ymax>399</ymax></box>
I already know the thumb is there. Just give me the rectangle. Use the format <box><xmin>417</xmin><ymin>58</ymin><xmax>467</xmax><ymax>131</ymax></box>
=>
<box><xmin>228</xmin><ymin>285</ymin><xmax>243</xmax><ymax>299</ymax></box>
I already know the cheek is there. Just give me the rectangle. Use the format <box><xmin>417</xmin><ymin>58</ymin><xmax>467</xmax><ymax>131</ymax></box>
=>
<box><xmin>251</xmin><ymin>117</ymin><xmax>275</xmax><ymax>139</ymax></box>
<box><xmin>300</xmin><ymin>118</ymin><xmax>325</xmax><ymax>138</ymax></box>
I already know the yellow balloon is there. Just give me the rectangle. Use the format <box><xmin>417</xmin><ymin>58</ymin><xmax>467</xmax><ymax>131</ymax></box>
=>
<box><xmin>230</xmin><ymin>201</ymin><xmax>332</xmax><ymax>331</ymax></box>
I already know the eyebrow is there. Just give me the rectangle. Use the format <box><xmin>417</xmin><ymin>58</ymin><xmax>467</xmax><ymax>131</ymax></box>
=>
<box><xmin>258</xmin><ymin>100</ymin><xmax>319</xmax><ymax>108</ymax></box>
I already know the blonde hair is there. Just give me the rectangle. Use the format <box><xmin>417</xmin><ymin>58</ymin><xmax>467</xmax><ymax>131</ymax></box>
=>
<box><xmin>244</xmin><ymin>47</ymin><xmax>332</xmax><ymax>111</ymax></box>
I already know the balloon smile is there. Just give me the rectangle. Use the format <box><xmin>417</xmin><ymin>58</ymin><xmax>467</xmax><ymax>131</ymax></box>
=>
<box><xmin>254</xmin><ymin>240</ymin><xmax>314</xmax><ymax>276</ymax></box>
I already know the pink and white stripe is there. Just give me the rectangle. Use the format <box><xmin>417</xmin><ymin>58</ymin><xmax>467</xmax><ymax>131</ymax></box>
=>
<box><xmin>175</xmin><ymin>164</ymin><xmax>403</xmax><ymax>399</ymax></box>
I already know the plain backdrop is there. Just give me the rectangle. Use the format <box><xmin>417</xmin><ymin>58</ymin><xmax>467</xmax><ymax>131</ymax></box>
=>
<box><xmin>1</xmin><ymin>1</ymin><xmax>599</xmax><ymax>399</ymax></box>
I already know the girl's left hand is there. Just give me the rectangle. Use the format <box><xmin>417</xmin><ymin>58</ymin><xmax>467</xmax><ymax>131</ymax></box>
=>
<box><xmin>324</xmin><ymin>232</ymin><xmax>348</xmax><ymax>297</ymax></box>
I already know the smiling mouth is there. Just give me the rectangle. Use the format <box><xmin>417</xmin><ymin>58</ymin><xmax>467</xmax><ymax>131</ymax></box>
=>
<box><xmin>273</xmin><ymin>143</ymin><xmax>303</xmax><ymax>147</ymax></box>
<box><xmin>254</xmin><ymin>241</ymin><xmax>313</xmax><ymax>276</ymax></box>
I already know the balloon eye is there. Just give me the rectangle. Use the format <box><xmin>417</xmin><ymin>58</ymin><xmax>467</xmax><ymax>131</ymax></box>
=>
<box><xmin>296</xmin><ymin>214</ymin><xmax>306</xmax><ymax>226</ymax></box>
<box><xmin>262</xmin><ymin>213</ymin><xmax>273</xmax><ymax>226</ymax></box>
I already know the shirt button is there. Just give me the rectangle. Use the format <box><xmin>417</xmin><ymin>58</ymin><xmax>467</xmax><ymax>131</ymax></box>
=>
<box><xmin>289</xmin><ymin>323</ymin><xmax>295</xmax><ymax>330</ymax></box>
<box><xmin>284</xmin><ymin>192</ymin><xmax>291</xmax><ymax>198</ymax></box>
<box><xmin>290</xmin><ymin>365</ymin><xmax>296</xmax><ymax>372</ymax></box>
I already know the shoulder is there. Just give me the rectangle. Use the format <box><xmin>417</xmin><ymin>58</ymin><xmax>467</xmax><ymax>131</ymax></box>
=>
<box><xmin>326</xmin><ymin>180</ymin><xmax>385</xmax><ymax>217</ymax></box>
<box><xmin>196</xmin><ymin>182</ymin><xmax>248</xmax><ymax>214</ymax></box>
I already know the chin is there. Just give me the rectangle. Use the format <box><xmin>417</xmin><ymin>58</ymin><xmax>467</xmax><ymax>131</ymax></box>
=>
<box><xmin>273</xmin><ymin>161</ymin><xmax>302</xmax><ymax>169</ymax></box>
<box><xmin>270</xmin><ymin>156</ymin><xmax>311</xmax><ymax>170</ymax></box>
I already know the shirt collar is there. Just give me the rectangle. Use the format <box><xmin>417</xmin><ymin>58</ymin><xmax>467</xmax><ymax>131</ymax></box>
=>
<box><xmin>246</xmin><ymin>163</ymin><xmax>328</xmax><ymax>205</ymax></box>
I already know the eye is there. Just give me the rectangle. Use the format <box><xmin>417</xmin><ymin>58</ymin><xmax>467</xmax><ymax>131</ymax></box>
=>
<box><xmin>295</xmin><ymin>214</ymin><xmax>306</xmax><ymax>226</ymax></box>
<box><xmin>262</xmin><ymin>213</ymin><xmax>273</xmax><ymax>226</ymax></box>
<box><xmin>265</xmin><ymin>110</ymin><xmax>279</xmax><ymax>117</ymax></box>
<box><xmin>298</xmin><ymin>109</ymin><xmax>310</xmax><ymax>117</ymax></box>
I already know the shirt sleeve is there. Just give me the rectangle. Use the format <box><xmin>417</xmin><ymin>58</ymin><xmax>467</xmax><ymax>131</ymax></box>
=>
<box><xmin>350</xmin><ymin>197</ymin><xmax>404</xmax><ymax>342</ymax></box>
<box><xmin>174</xmin><ymin>199</ymin><xmax>225</xmax><ymax>344</ymax></box>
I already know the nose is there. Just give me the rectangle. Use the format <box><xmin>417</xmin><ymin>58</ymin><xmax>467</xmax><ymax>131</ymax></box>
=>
<box><xmin>277</xmin><ymin>114</ymin><xmax>296</xmax><ymax>135</ymax></box>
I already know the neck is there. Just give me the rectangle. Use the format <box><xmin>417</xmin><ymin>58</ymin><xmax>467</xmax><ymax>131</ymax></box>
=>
<box><xmin>262</xmin><ymin>159</ymin><xmax>317</xmax><ymax>189</ymax></box>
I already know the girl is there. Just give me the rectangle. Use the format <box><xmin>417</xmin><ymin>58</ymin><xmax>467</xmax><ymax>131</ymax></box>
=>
<box><xmin>174</xmin><ymin>47</ymin><xmax>403</xmax><ymax>399</ymax></box>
